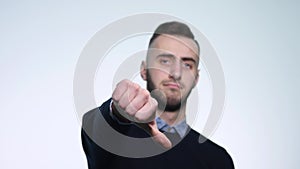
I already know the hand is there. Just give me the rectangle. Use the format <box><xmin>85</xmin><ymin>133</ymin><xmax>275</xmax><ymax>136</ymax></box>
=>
<box><xmin>112</xmin><ymin>79</ymin><xmax>157</xmax><ymax>123</ymax></box>
<box><xmin>112</xmin><ymin>79</ymin><xmax>172</xmax><ymax>149</ymax></box>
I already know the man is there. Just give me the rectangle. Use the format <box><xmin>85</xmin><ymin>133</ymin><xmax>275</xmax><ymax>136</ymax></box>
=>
<box><xmin>82</xmin><ymin>21</ymin><xmax>234</xmax><ymax>169</ymax></box>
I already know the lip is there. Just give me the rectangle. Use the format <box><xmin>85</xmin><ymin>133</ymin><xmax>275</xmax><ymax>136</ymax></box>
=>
<box><xmin>163</xmin><ymin>82</ymin><xmax>181</xmax><ymax>89</ymax></box>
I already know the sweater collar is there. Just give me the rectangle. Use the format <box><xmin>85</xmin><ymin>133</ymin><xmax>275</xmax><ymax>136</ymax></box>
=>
<box><xmin>156</xmin><ymin>117</ymin><xmax>188</xmax><ymax>138</ymax></box>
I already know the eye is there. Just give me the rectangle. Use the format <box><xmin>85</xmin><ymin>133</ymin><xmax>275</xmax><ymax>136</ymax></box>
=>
<box><xmin>160</xmin><ymin>58</ymin><xmax>172</xmax><ymax>65</ymax></box>
<box><xmin>183</xmin><ymin>62</ymin><xmax>193</xmax><ymax>69</ymax></box>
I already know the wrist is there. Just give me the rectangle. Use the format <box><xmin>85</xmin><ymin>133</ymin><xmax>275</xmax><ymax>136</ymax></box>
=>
<box><xmin>111</xmin><ymin>101</ymin><xmax>131</xmax><ymax>123</ymax></box>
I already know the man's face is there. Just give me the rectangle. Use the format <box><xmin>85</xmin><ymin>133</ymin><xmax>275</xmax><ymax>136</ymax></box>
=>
<box><xmin>141</xmin><ymin>35</ymin><xmax>199</xmax><ymax>111</ymax></box>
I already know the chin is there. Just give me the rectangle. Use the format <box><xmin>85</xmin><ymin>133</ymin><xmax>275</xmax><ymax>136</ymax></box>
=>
<box><xmin>164</xmin><ymin>97</ymin><xmax>181</xmax><ymax>111</ymax></box>
<box><xmin>165</xmin><ymin>93</ymin><xmax>182</xmax><ymax>103</ymax></box>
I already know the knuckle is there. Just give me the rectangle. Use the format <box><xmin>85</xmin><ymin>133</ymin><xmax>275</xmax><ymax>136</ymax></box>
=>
<box><xmin>141</xmin><ymin>89</ymin><xmax>150</xmax><ymax>99</ymax></box>
<box><xmin>122</xmin><ymin>79</ymin><xmax>130</xmax><ymax>83</ymax></box>
<box><xmin>112</xmin><ymin>94</ymin><xmax>117</xmax><ymax>101</ymax></box>
<box><xmin>112</xmin><ymin>87</ymin><xmax>119</xmax><ymax>99</ymax></box>
<box><xmin>130</xmin><ymin>103</ymin><xmax>138</xmax><ymax>110</ymax></box>
<box><xmin>125</xmin><ymin>106</ymin><xmax>135</xmax><ymax>116</ymax></box>
<box><xmin>116</xmin><ymin>81</ymin><xmax>123</xmax><ymax>88</ymax></box>
<box><xmin>148</xmin><ymin>104</ymin><xmax>156</xmax><ymax>114</ymax></box>
<box><xmin>134</xmin><ymin>112</ymin><xmax>145</xmax><ymax>122</ymax></box>
<box><xmin>152</xmin><ymin>98</ymin><xmax>158</xmax><ymax>107</ymax></box>
<box><xmin>117</xmin><ymin>79</ymin><xmax>130</xmax><ymax>88</ymax></box>
<box><xmin>132</xmin><ymin>83</ymin><xmax>140</xmax><ymax>92</ymax></box>
<box><xmin>135</xmin><ymin>111</ymin><xmax>152</xmax><ymax>123</ymax></box>
<box><xmin>128</xmin><ymin>82</ymin><xmax>139</xmax><ymax>93</ymax></box>
<box><xmin>124</xmin><ymin>79</ymin><xmax>132</xmax><ymax>86</ymax></box>
<box><xmin>118</xmin><ymin>102</ymin><xmax>126</xmax><ymax>110</ymax></box>
<box><xmin>134</xmin><ymin>115</ymin><xmax>143</xmax><ymax>122</ymax></box>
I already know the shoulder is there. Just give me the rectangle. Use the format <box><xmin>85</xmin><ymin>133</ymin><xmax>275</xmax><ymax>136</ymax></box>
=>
<box><xmin>82</xmin><ymin>98</ymin><xmax>111</xmax><ymax>125</ymax></box>
<box><xmin>82</xmin><ymin>99</ymin><xmax>113</xmax><ymax>138</ymax></box>
<box><xmin>187</xmin><ymin>129</ymin><xmax>226</xmax><ymax>151</ymax></box>
<box><xmin>82</xmin><ymin>98</ymin><xmax>150</xmax><ymax>138</ymax></box>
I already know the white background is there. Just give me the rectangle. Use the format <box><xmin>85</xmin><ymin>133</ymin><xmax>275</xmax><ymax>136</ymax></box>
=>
<box><xmin>1</xmin><ymin>1</ymin><xmax>299</xmax><ymax>169</ymax></box>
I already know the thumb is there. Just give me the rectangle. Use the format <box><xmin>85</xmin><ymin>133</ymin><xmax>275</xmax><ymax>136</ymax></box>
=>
<box><xmin>138</xmin><ymin>121</ymin><xmax>172</xmax><ymax>149</ymax></box>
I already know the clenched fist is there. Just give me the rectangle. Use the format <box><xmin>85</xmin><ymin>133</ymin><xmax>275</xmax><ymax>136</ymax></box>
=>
<box><xmin>111</xmin><ymin>79</ymin><xmax>171</xmax><ymax>149</ymax></box>
<box><xmin>112</xmin><ymin>79</ymin><xmax>157</xmax><ymax>123</ymax></box>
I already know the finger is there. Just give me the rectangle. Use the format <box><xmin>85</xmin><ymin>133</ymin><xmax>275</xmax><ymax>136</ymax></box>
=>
<box><xmin>152</xmin><ymin>131</ymin><xmax>172</xmax><ymax>149</ymax></box>
<box><xmin>111</xmin><ymin>102</ymin><xmax>131</xmax><ymax>123</ymax></box>
<box><xmin>134</xmin><ymin>97</ymin><xmax>157</xmax><ymax>123</ymax></box>
<box><xmin>112</xmin><ymin>79</ymin><xmax>130</xmax><ymax>101</ymax></box>
<box><xmin>118</xmin><ymin>82</ymin><xmax>140</xmax><ymax>109</ymax></box>
<box><xmin>125</xmin><ymin>88</ymin><xmax>149</xmax><ymax>116</ymax></box>
<box><xmin>138</xmin><ymin>121</ymin><xmax>172</xmax><ymax>149</ymax></box>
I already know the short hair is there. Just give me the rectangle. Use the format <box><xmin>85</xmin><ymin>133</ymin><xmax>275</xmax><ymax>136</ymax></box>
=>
<box><xmin>148</xmin><ymin>21</ymin><xmax>200</xmax><ymax>55</ymax></box>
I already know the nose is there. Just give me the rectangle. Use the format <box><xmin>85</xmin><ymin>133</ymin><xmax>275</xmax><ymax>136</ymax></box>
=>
<box><xmin>169</xmin><ymin>60</ymin><xmax>182</xmax><ymax>80</ymax></box>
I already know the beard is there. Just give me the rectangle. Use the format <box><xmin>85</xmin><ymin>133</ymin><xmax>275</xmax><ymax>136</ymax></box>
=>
<box><xmin>146</xmin><ymin>71</ymin><xmax>184</xmax><ymax>112</ymax></box>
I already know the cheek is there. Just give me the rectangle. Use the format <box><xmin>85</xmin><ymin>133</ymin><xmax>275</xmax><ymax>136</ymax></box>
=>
<box><xmin>183</xmin><ymin>71</ymin><xmax>198</xmax><ymax>86</ymax></box>
<box><xmin>149</xmin><ymin>69</ymin><xmax>168</xmax><ymax>80</ymax></box>
<box><xmin>148</xmin><ymin>70</ymin><xmax>168</xmax><ymax>89</ymax></box>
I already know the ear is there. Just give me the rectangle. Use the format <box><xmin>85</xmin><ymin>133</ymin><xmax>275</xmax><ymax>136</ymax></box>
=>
<box><xmin>140</xmin><ymin>61</ymin><xmax>147</xmax><ymax>81</ymax></box>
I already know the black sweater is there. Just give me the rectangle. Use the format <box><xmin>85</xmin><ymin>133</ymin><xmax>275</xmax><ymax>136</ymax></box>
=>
<box><xmin>81</xmin><ymin>99</ymin><xmax>234</xmax><ymax>169</ymax></box>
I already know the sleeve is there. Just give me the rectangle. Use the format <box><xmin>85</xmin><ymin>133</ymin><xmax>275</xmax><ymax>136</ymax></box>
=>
<box><xmin>81</xmin><ymin>101</ymin><xmax>113</xmax><ymax>169</ymax></box>
<box><xmin>81</xmin><ymin>99</ymin><xmax>117</xmax><ymax>169</ymax></box>
<box><xmin>221</xmin><ymin>149</ymin><xmax>235</xmax><ymax>169</ymax></box>
<box><xmin>212</xmin><ymin>146</ymin><xmax>235</xmax><ymax>169</ymax></box>
<box><xmin>81</xmin><ymin>98</ymin><xmax>154</xmax><ymax>169</ymax></box>
<box><xmin>108</xmin><ymin>99</ymin><xmax>133</xmax><ymax>125</ymax></box>
<box><xmin>81</xmin><ymin>128</ymin><xmax>112</xmax><ymax>169</ymax></box>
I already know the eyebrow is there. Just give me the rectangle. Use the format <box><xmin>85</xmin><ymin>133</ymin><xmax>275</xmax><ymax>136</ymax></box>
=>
<box><xmin>181</xmin><ymin>57</ymin><xmax>196</xmax><ymax>64</ymax></box>
<box><xmin>156</xmin><ymin>53</ymin><xmax>197</xmax><ymax>64</ymax></box>
<box><xmin>156</xmin><ymin>53</ymin><xmax>175</xmax><ymax>59</ymax></box>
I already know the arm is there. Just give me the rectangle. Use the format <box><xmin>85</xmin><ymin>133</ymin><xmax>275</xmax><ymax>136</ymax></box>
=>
<box><xmin>81</xmin><ymin>103</ymin><xmax>115</xmax><ymax>169</ymax></box>
<box><xmin>111</xmin><ymin>79</ymin><xmax>171</xmax><ymax>149</ymax></box>
<box><xmin>81</xmin><ymin>79</ymin><xmax>172</xmax><ymax>168</ymax></box>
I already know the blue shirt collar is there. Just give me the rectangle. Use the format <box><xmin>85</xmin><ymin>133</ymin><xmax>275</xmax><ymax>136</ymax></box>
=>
<box><xmin>156</xmin><ymin>117</ymin><xmax>188</xmax><ymax>138</ymax></box>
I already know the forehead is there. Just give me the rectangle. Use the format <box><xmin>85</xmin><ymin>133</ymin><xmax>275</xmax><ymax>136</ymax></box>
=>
<box><xmin>150</xmin><ymin>35</ymin><xmax>199</xmax><ymax>60</ymax></box>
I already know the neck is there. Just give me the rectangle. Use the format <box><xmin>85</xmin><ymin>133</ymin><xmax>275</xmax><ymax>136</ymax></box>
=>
<box><xmin>157</xmin><ymin>103</ymin><xmax>186</xmax><ymax>126</ymax></box>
